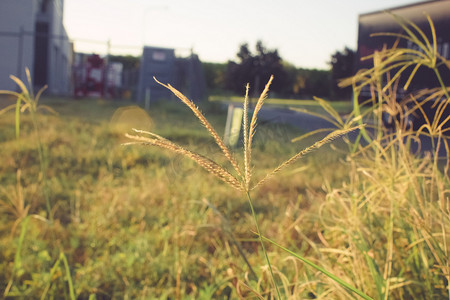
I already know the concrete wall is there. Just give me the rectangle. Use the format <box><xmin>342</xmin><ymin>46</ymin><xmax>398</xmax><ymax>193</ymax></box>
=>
<box><xmin>0</xmin><ymin>0</ymin><xmax>36</xmax><ymax>91</ymax></box>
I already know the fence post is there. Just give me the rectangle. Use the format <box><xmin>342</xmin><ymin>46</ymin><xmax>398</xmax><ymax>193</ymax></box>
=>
<box><xmin>145</xmin><ymin>88</ymin><xmax>151</xmax><ymax>110</ymax></box>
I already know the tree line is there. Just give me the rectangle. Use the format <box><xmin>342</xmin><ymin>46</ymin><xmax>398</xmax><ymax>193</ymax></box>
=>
<box><xmin>204</xmin><ymin>41</ymin><xmax>355</xmax><ymax>101</ymax></box>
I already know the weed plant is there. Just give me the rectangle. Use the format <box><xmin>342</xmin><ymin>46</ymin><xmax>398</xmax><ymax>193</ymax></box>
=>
<box><xmin>0</xmin><ymin>70</ymin><xmax>77</xmax><ymax>299</ymax></box>
<box><xmin>125</xmin><ymin>75</ymin><xmax>363</xmax><ymax>299</ymax></box>
<box><xmin>1</xmin><ymin>13</ymin><xmax>449</xmax><ymax>300</ymax></box>
<box><xmin>290</xmin><ymin>13</ymin><xmax>450</xmax><ymax>299</ymax></box>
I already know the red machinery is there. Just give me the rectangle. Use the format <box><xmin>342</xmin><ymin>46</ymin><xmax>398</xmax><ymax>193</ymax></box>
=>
<box><xmin>73</xmin><ymin>54</ymin><xmax>105</xmax><ymax>98</ymax></box>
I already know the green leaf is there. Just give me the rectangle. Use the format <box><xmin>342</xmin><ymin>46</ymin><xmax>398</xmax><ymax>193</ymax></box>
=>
<box><xmin>15</xmin><ymin>96</ymin><xmax>22</xmax><ymax>139</ymax></box>
<box><xmin>260</xmin><ymin>235</ymin><xmax>374</xmax><ymax>300</ymax></box>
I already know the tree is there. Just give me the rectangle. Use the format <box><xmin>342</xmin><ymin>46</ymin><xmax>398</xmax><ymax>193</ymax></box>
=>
<box><xmin>225</xmin><ymin>41</ymin><xmax>288</xmax><ymax>95</ymax></box>
<box><xmin>109</xmin><ymin>55</ymin><xmax>140</xmax><ymax>70</ymax></box>
<box><xmin>293</xmin><ymin>68</ymin><xmax>332</xmax><ymax>99</ymax></box>
<box><xmin>202</xmin><ymin>62</ymin><xmax>227</xmax><ymax>92</ymax></box>
<box><xmin>329</xmin><ymin>47</ymin><xmax>355</xmax><ymax>100</ymax></box>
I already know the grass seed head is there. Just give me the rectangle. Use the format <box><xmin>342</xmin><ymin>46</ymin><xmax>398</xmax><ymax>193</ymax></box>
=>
<box><xmin>153</xmin><ymin>77</ymin><xmax>242</xmax><ymax>177</ymax></box>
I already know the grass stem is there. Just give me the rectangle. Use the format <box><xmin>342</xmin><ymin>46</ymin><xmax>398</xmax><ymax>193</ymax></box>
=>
<box><xmin>260</xmin><ymin>235</ymin><xmax>373</xmax><ymax>300</ymax></box>
<box><xmin>246</xmin><ymin>191</ymin><xmax>282</xmax><ymax>299</ymax></box>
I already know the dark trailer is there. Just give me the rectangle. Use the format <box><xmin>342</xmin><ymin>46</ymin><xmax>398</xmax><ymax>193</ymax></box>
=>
<box><xmin>356</xmin><ymin>0</ymin><xmax>450</xmax><ymax>136</ymax></box>
<box><xmin>356</xmin><ymin>0</ymin><xmax>450</xmax><ymax>99</ymax></box>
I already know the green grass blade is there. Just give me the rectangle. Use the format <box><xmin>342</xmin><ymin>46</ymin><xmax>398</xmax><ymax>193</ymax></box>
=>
<box><xmin>353</xmin><ymin>234</ymin><xmax>385</xmax><ymax>298</ymax></box>
<box><xmin>4</xmin><ymin>216</ymin><xmax>30</xmax><ymax>297</ymax></box>
<box><xmin>403</xmin><ymin>63</ymin><xmax>423</xmax><ymax>91</ymax></box>
<box><xmin>351</xmin><ymin>89</ymin><xmax>372</xmax><ymax>145</ymax></box>
<box><xmin>427</xmin><ymin>14</ymin><xmax>437</xmax><ymax>61</ymax></box>
<box><xmin>200</xmin><ymin>199</ymin><xmax>259</xmax><ymax>282</ymax></box>
<box><xmin>313</xmin><ymin>96</ymin><xmax>344</xmax><ymax>126</ymax></box>
<box><xmin>0</xmin><ymin>90</ymin><xmax>21</xmax><ymax>98</ymax></box>
<box><xmin>37</xmin><ymin>104</ymin><xmax>59</xmax><ymax>115</ymax></box>
<box><xmin>34</xmin><ymin>84</ymin><xmax>48</xmax><ymax>107</ymax></box>
<box><xmin>0</xmin><ymin>103</ymin><xmax>17</xmax><ymax>116</ymax></box>
<box><xmin>388</xmin><ymin>13</ymin><xmax>431</xmax><ymax>57</ymax></box>
<box><xmin>25</xmin><ymin>68</ymin><xmax>34</xmax><ymax>99</ymax></box>
<box><xmin>289</xmin><ymin>107</ymin><xmax>341</xmax><ymax>128</ymax></box>
<box><xmin>260</xmin><ymin>235</ymin><xmax>373</xmax><ymax>300</ymax></box>
<box><xmin>291</xmin><ymin>128</ymin><xmax>337</xmax><ymax>143</ymax></box>
<box><xmin>41</xmin><ymin>254</ymin><xmax>63</xmax><ymax>300</ymax></box>
<box><xmin>60</xmin><ymin>252</ymin><xmax>76</xmax><ymax>300</ymax></box>
<box><xmin>246</xmin><ymin>192</ymin><xmax>282</xmax><ymax>299</ymax></box>
<box><xmin>15</xmin><ymin>95</ymin><xmax>22</xmax><ymax>139</ymax></box>
<box><xmin>10</xmin><ymin>75</ymin><xmax>30</xmax><ymax>97</ymax></box>
<box><xmin>14</xmin><ymin>216</ymin><xmax>29</xmax><ymax>271</ymax></box>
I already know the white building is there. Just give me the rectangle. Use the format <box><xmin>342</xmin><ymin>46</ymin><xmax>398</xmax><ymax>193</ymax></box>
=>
<box><xmin>0</xmin><ymin>0</ymin><xmax>72</xmax><ymax>95</ymax></box>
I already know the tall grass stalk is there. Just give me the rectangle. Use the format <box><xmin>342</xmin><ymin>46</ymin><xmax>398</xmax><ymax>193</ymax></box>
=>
<box><xmin>125</xmin><ymin>76</ymin><xmax>362</xmax><ymax>298</ymax></box>
<box><xmin>340</xmin><ymin>13</ymin><xmax>450</xmax><ymax>142</ymax></box>
<box><xmin>40</xmin><ymin>251</ymin><xmax>76</xmax><ymax>300</ymax></box>
<box><xmin>299</xmin><ymin>13</ymin><xmax>450</xmax><ymax>299</ymax></box>
<box><xmin>0</xmin><ymin>68</ymin><xmax>56</xmax><ymax>220</ymax></box>
<box><xmin>3</xmin><ymin>215</ymin><xmax>30</xmax><ymax>297</ymax></box>
<box><xmin>260</xmin><ymin>235</ymin><xmax>373</xmax><ymax>300</ymax></box>
<box><xmin>0</xmin><ymin>69</ymin><xmax>77</xmax><ymax>298</ymax></box>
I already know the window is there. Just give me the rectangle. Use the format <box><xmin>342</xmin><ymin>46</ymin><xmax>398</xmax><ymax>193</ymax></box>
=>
<box><xmin>152</xmin><ymin>51</ymin><xmax>167</xmax><ymax>61</ymax></box>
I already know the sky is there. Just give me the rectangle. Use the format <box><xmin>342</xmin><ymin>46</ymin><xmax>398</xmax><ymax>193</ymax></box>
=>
<box><xmin>63</xmin><ymin>0</ymin><xmax>425</xmax><ymax>70</ymax></box>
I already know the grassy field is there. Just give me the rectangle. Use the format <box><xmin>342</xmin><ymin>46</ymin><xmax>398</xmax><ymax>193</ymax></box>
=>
<box><xmin>1</xmin><ymin>81</ymin><xmax>450</xmax><ymax>299</ymax></box>
<box><xmin>209</xmin><ymin>95</ymin><xmax>353</xmax><ymax>114</ymax></box>
<box><xmin>1</xmin><ymin>96</ymin><xmax>353</xmax><ymax>299</ymax></box>
<box><xmin>2</xmin><ymin>19</ymin><xmax>450</xmax><ymax>296</ymax></box>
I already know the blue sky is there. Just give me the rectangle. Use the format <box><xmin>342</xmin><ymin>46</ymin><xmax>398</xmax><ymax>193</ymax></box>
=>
<box><xmin>64</xmin><ymin>0</ymin><xmax>424</xmax><ymax>69</ymax></box>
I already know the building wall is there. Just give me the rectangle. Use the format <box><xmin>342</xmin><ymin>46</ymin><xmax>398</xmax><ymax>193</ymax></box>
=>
<box><xmin>357</xmin><ymin>0</ymin><xmax>450</xmax><ymax>93</ymax></box>
<box><xmin>138</xmin><ymin>47</ymin><xmax>176</xmax><ymax>102</ymax></box>
<box><xmin>0</xmin><ymin>0</ymin><xmax>72</xmax><ymax>95</ymax></box>
<box><xmin>0</xmin><ymin>0</ymin><xmax>36</xmax><ymax>91</ymax></box>
<box><xmin>137</xmin><ymin>47</ymin><xmax>207</xmax><ymax>103</ymax></box>
<box><xmin>46</xmin><ymin>0</ymin><xmax>72</xmax><ymax>95</ymax></box>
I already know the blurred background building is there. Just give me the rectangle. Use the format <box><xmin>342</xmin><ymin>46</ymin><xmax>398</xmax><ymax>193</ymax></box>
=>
<box><xmin>356</xmin><ymin>0</ymin><xmax>450</xmax><ymax>99</ymax></box>
<box><xmin>137</xmin><ymin>46</ymin><xmax>206</xmax><ymax>103</ymax></box>
<box><xmin>0</xmin><ymin>0</ymin><xmax>72</xmax><ymax>95</ymax></box>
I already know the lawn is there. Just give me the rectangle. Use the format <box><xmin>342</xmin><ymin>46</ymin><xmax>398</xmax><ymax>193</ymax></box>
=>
<box><xmin>209</xmin><ymin>95</ymin><xmax>353</xmax><ymax>114</ymax></box>
<box><xmin>1</xmin><ymin>83</ymin><xmax>449</xmax><ymax>299</ymax></box>
<box><xmin>1</xmin><ymin>96</ymin><xmax>349</xmax><ymax>299</ymax></box>
<box><xmin>3</xmin><ymin>15</ymin><xmax>450</xmax><ymax>296</ymax></box>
